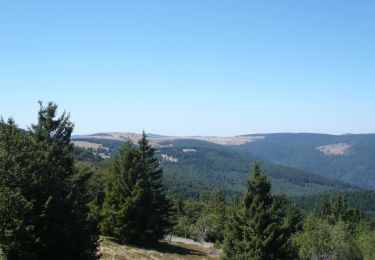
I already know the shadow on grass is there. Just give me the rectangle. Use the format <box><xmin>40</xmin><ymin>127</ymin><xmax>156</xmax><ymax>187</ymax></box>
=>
<box><xmin>103</xmin><ymin>237</ymin><xmax>206</xmax><ymax>256</ymax></box>
<box><xmin>151</xmin><ymin>241</ymin><xmax>206</xmax><ymax>256</ymax></box>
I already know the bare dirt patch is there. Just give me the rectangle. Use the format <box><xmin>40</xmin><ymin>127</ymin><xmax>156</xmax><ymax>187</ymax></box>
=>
<box><xmin>161</xmin><ymin>154</ymin><xmax>178</xmax><ymax>163</ymax></box>
<box><xmin>183</xmin><ymin>149</ymin><xmax>197</xmax><ymax>153</ymax></box>
<box><xmin>316</xmin><ymin>143</ymin><xmax>351</xmax><ymax>155</ymax></box>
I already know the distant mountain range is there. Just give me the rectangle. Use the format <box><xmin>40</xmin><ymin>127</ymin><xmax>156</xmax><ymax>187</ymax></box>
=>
<box><xmin>72</xmin><ymin>132</ymin><xmax>375</xmax><ymax>196</ymax></box>
<box><xmin>72</xmin><ymin>132</ymin><xmax>263</xmax><ymax>146</ymax></box>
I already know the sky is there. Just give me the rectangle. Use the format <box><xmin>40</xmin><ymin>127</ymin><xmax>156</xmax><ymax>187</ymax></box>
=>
<box><xmin>0</xmin><ymin>1</ymin><xmax>374</xmax><ymax>136</ymax></box>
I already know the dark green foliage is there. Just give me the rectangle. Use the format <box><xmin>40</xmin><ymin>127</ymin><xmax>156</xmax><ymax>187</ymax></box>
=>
<box><xmin>164</xmin><ymin>174</ymin><xmax>242</xmax><ymax>203</ymax></box>
<box><xmin>291</xmin><ymin>190</ymin><xmax>375</xmax><ymax>219</ymax></box>
<box><xmin>73</xmin><ymin>146</ymin><xmax>103</xmax><ymax>163</ymax></box>
<box><xmin>137</xmin><ymin>132</ymin><xmax>175</xmax><ymax>242</ymax></box>
<box><xmin>100</xmin><ymin>133</ymin><xmax>174</xmax><ymax>245</ymax></box>
<box><xmin>71</xmin><ymin>137</ymin><xmax>356</xmax><ymax>197</ymax></box>
<box><xmin>100</xmin><ymin>140</ymin><xmax>147</xmax><ymax>242</ymax></box>
<box><xmin>0</xmin><ymin>102</ymin><xmax>98</xmax><ymax>260</ymax></box>
<box><xmin>223</xmin><ymin>164</ymin><xmax>301</xmax><ymax>260</ymax></box>
<box><xmin>74</xmin><ymin>161</ymin><xmax>106</xmax><ymax>234</ymax></box>
<box><xmin>160</xmin><ymin>144</ymin><xmax>356</xmax><ymax>195</ymax></box>
<box><xmin>314</xmin><ymin>195</ymin><xmax>363</xmax><ymax>225</ymax></box>
<box><xmin>172</xmin><ymin>188</ymin><xmax>229</xmax><ymax>243</ymax></box>
<box><xmin>276</xmin><ymin>195</ymin><xmax>304</xmax><ymax>239</ymax></box>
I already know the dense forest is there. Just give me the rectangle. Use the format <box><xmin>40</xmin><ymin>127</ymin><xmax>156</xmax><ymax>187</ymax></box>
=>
<box><xmin>72</xmin><ymin>136</ymin><xmax>358</xmax><ymax>197</ymax></box>
<box><xmin>237</xmin><ymin>133</ymin><xmax>375</xmax><ymax>188</ymax></box>
<box><xmin>1</xmin><ymin>103</ymin><xmax>375</xmax><ymax>259</ymax></box>
<box><xmin>291</xmin><ymin>190</ymin><xmax>375</xmax><ymax>219</ymax></box>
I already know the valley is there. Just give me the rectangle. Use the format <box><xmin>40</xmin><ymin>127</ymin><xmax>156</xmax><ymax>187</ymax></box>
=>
<box><xmin>72</xmin><ymin>132</ymin><xmax>371</xmax><ymax>198</ymax></box>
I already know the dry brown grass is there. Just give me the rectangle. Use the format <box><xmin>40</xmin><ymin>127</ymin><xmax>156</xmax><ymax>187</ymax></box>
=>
<box><xmin>72</xmin><ymin>140</ymin><xmax>103</xmax><ymax>149</ymax></box>
<box><xmin>99</xmin><ymin>237</ymin><xmax>220</xmax><ymax>260</ymax></box>
<box><xmin>74</xmin><ymin>132</ymin><xmax>264</xmax><ymax>147</ymax></box>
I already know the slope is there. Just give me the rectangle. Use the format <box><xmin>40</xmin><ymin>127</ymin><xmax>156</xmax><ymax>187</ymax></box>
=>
<box><xmin>235</xmin><ymin>133</ymin><xmax>375</xmax><ymax>188</ymax></box>
<box><xmin>158</xmin><ymin>140</ymin><xmax>357</xmax><ymax>197</ymax></box>
<box><xmin>71</xmin><ymin>135</ymin><xmax>359</xmax><ymax>197</ymax></box>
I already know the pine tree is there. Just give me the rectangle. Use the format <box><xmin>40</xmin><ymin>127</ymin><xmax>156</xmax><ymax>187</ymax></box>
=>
<box><xmin>0</xmin><ymin>119</ymin><xmax>35</xmax><ymax>259</ymax></box>
<box><xmin>0</xmin><ymin>102</ymin><xmax>98</xmax><ymax>260</ymax></box>
<box><xmin>100</xmin><ymin>140</ymin><xmax>147</xmax><ymax>243</ymax></box>
<box><xmin>100</xmin><ymin>132</ymin><xmax>174</xmax><ymax>245</ymax></box>
<box><xmin>223</xmin><ymin>163</ymin><xmax>296</xmax><ymax>260</ymax></box>
<box><xmin>137</xmin><ymin>131</ymin><xmax>174</xmax><ymax>242</ymax></box>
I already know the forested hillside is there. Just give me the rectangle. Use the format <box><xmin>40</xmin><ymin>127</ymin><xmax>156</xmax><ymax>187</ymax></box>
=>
<box><xmin>291</xmin><ymin>190</ymin><xmax>375</xmax><ymax>218</ymax></box>
<box><xmin>72</xmin><ymin>137</ymin><xmax>357</xmax><ymax>197</ymax></box>
<box><xmin>159</xmin><ymin>145</ymin><xmax>357</xmax><ymax>197</ymax></box>
<box><xmin>73</xmin><ymin>132</ymin><xmax>375</xmax><ymax>189</ymax></box>
<box><xmin>236</xmin><ymin>133</ymin><xmax>375</xmax><ymax>188</ymax></box>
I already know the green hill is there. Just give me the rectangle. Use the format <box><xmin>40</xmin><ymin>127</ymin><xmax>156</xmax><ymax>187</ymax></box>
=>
<box><xmin>158</xmin><ymin>141</ymin><xmax>357</xmax><ymax>197</ymax></box>
<box><xmin>72</xmin><ymin>137</ymin><xmax>358</xmax><ymax>198</ymax></box>
<box><xmin>236</xmin><ymin>133</ymin><xmax>375</xmax><ymax>188</ymax></box>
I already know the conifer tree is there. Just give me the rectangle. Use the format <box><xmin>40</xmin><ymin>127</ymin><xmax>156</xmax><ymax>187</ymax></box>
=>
<box><xmin>0</xmin><ymin>102</ymin><xmax>98</xmax><ymax>260</ymax></box>
<box><xmin>223</xmin><ymin>163</ymin><xmax>297</xmax><ymax>260</ymax></box>
<box><xmin>100</xmin><ymin>132</ymin><xmax>174</xmax><ymax>245</ymax></box>
<box><xmin>100</xmin><ymin>140</ymin><xmax>147</xmax><ymax>242</ymax></box>
<box><xmin>137</xmin><ymin>131</ymin><xmax>175</xmax><ymax>242</ymax></box>
<box><xmin>314</xmin><ymin>195</ymin><xmax>362</xmax><ymax>225</ymax></box>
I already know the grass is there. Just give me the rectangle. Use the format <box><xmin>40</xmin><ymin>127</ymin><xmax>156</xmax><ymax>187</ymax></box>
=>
<box><xmin>100</xmin><ymin>237</ymin><xmax>220</xmax><ymax>260</ymax></box>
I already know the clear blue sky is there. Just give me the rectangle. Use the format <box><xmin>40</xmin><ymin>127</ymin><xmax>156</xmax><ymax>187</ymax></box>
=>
<box><xmin>0</xmin><ymin>1</ymin><xmax>374</xmax><ymax>136</ymax></box>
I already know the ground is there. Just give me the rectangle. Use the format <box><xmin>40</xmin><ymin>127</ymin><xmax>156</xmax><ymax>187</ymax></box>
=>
<box><xmin>316</xmin><ymin>143</ymin><xmax>351</xmax><ymax>155</ymax></box>
<box><xmin>99</xmin><ymin>237</ymin><xmax>221</xmax><ymax>260</ymax></box>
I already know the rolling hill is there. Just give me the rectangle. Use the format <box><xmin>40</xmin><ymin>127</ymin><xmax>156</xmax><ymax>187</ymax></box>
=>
<box><xmin>72</xmin><ymin>133</ymin><xmax>360</xmax><ymax>197</ymax></box>
<box><xmin>235</xmin><ymin>133</ymin><xmax>375</xmax><ymax>188</ymax></box>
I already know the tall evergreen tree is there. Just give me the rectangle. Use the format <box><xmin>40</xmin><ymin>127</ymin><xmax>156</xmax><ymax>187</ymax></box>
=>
<box><xmin>137</xmin><ymin>131</ymin><xmax>175</xmax><ymax>242</ymax></box>
<box><xmin>223</xmin><ymin>163</ymin><xmax>298</xmax><ymax>260</ymax></box>
<box><xmin>100</xmin><ymin>140</ymin><xmax>147</xmax><ymax>242</ymax></box>
<box><xmin>0</xmin><ymin>102</ymin><xmax>98</xmax><ymax>260</ymax></box>
<box><xmin>100</xmin><ymin>132</ymin><xmax>174</xmax><ymax>245</ymax></box>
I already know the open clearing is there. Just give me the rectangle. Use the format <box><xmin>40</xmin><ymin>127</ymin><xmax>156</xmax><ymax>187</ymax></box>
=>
<box><xmin>316</xmin><ymin>143</ymin><xmax>351</xmax><ymax>155</ymax></box>
<box><xmin>99</xmin><ymin>237</ymin><xmax>220</xmax><ymax>260</ymax></box>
